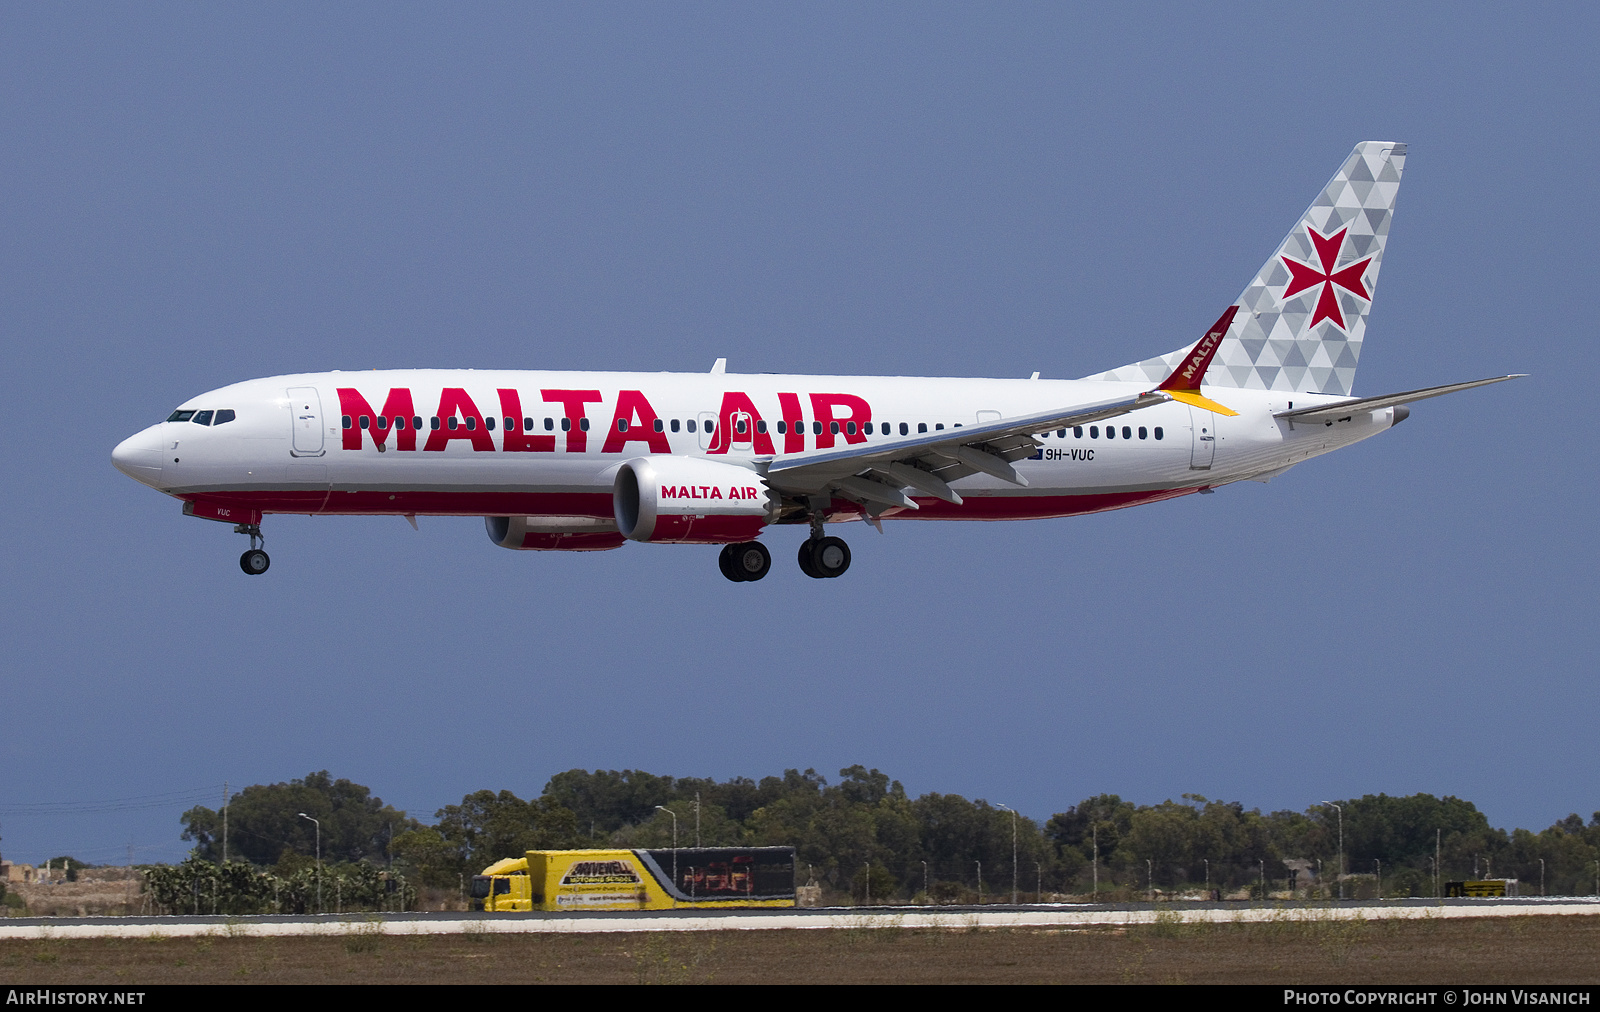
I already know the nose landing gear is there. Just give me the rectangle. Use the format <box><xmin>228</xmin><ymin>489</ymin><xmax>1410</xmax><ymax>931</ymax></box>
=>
<box><xmin>235</xmin><ymin>523</ymin><xmax>270</xmax><ymax>575</ymax></box>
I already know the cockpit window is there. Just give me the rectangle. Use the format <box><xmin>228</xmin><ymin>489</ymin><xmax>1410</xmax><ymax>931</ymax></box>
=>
<box><xmin>214</xmin><ymin>409</ymin><xmax>235</xmax><ymax>425</ymax></box>
<box><xmin>166</xmin><ymin>409</ymin><xmax>196</xmax><ymax>423</ymax></box>
<box><xmin>192</xmin><ymin>410</ymin><xmax>214</xmax><ymax>426</ymax></box>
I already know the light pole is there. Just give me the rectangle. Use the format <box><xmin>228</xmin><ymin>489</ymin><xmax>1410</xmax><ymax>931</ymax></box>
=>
<box><xmin>1204</xmin><ymin>858</ymin><xmax>1210</xmax><ymax>899</ymax></box>
<box><xmin>654</xmin><ymin>806</ymin><xmax>678</xmax><ymax>899</ymax></box>
<box><xmin>297</xmin><ymin>813</ymin><xmax>321</xmax><ymax>914</ymax></box>
<box><xmin>1375</xmin><ymin>859</ymin><xmax>1381</xmax><ymax>901</ymax></box>
<box><xmin>921</xmin><ymin>860</ymin><xmax>928</xmax><ymax>904</ymax></box>
<box><xmin>1147</xmin><ymin>859</ymin><xmax>1154</xmax><ymax>903</ymax></box>
<box><xmin>1540</xmin><ymin>858</ymin><xmax>1545</xmax><ymax>897</ymax></box>
<box><xmin>693</xmin><ymin>792</ymin><xmax>701</xmax><ymax>849</ymax></box>
<box><xmin>998</xmin><ymin>804</ymin><xmax>1018</xmax><ymax>905</ymax></box>
<box><xmin>1322</xmin><ymin>802</ymin><xmax>1343</xmax><ymax>900</ymax></box>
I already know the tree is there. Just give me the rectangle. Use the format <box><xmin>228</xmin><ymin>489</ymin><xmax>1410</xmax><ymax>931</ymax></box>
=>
<box><xmin>435</xmin><ymin>790</ymin><xmax>581</xmax><ymax>873</ymax></box>
<box><xmin>180</xmin><ymin>771</ymin><xmax>416</xmax><ymax>866</ymax></box>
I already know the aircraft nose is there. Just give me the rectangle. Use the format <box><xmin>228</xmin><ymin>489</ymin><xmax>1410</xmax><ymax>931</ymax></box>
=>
<box><xmin>112</xmin><ymin>425</ymin><xmax>165</xmax><ymax>486</ymax></box>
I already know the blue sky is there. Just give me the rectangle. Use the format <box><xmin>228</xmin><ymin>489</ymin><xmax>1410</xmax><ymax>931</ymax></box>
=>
<box><xmin>2</xmin><ymin>3</ymin><xmax>1594</xmax><ymax>865</ymax></box>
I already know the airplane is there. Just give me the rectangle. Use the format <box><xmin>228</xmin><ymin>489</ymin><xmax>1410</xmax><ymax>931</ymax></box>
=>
<box><xmin>113</xmin><ymin>141</ymin><xmax>1519</xmax><ymax>582</ymax></box>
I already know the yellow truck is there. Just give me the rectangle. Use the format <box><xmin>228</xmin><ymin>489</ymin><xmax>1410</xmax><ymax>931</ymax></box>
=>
<box><xmin>471</xmin><ymin>846</ymin><xmax>797</xmax><ymax>912</ymax></box>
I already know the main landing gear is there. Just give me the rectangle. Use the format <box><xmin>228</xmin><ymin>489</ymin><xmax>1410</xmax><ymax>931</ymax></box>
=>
<box><xmin>797</xmin><ymin>513</ymin><xmax>850</xmax><ymax>580</ymax></box>
<box><xmin>235</xmin><ymin>523</ymin><xmax>269</xmax><ymax>576</ymax></box>
<box><xmin>718</xmin><ymin>541</ymin><xmax>772</xmax><ymax>582</ymax></box>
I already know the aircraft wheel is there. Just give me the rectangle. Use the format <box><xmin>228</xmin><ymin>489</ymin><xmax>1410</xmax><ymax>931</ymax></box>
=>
<box><xmin>732</xmin><ymin>541</ymin><xmax>770</xmax><ymax>582</ymax></box>
<box><xmin>239</xmin><ymin>549</ymin><xmax>271</xmax><ymax>575</ymax></box>
<box><xmin>808</xmin><ymin>536</ymin><xmax>851</xmax><ymax>579</ymax></box>
<box><xmin>798</xmin><ymin>540</ymin><xmax>823</xmax><ymax>579</ymax></box>
<box><xmin>718</xmin><ymin>543</ymin><xmax>744</xmax><ymax>582</ymax></box>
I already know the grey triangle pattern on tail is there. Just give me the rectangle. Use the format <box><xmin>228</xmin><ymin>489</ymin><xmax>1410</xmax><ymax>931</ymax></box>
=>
<box><xmin>1086</xmin><ymin>142</ymin><xmax>1406</xmax><ymax>397</ymax></box>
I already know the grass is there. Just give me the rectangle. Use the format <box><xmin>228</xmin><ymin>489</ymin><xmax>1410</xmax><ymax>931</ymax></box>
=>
<box><xmin>0</xmin><ymin>916</ymin><xmax>1597</xmax><ymax>984</ymax></box>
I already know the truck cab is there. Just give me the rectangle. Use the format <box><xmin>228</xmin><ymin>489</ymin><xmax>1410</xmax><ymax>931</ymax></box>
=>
<box><xmin>470</xmin><ymin>856</ymin><xmax>533</xmax><ymax>912</ymax></box>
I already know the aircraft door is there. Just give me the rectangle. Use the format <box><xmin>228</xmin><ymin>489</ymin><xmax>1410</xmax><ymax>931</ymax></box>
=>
<box><xmin>728</xmin><ymin>410</ymin><xmax>753</xmax><ymax>451</ymax></box>
<box><xmin>1188</xmin><ymin>406</ymin><xmax>1215</xmax><ymax>470</ymax></box>
<box><xmin>288</xmin><ymin>387</ymin><xmax>326</xmax><ymax>457</ymax></box>
<box><xmin>697</xmin><ymin>411</ymin><xmax>718</xmax><ymax>450</ymax></box>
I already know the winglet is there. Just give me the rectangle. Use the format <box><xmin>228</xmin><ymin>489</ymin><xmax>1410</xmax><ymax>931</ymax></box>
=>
<box><xmin>1155</xmin><ymin>306</ymin><xmax>1240</xmax><ymax>416</ymax></box>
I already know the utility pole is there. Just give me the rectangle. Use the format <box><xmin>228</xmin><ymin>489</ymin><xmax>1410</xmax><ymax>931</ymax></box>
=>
<box><xmin>694</xmin><ymin>792</ymin><xmax>701</xmax><ymax>848</ymax></box>
<box><xmin>222</xmin><ymin>781</ymin><xmax>228</xmax><ymax>864</ymax></box>
<box><xmin>1092</xmin><ymin>822</ymin><xmax>1098</xmax><ymax>897</ymax></box>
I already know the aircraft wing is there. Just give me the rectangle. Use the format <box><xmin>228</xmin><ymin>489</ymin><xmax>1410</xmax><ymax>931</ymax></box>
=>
<box><xmin>1273</xmin><ymin>375</ymin><xmax>1525</xmax><ymax>425</ymax></box>
<box><xmin>764</xmin><ymin>390</ymin><xmax>1171</xmax><ymax>509</ymax></box>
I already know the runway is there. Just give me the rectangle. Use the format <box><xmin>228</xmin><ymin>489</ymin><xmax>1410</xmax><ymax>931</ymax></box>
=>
<box><xmin>2</xmin><ymin>898</ymin><xmax>1597</xmax><ymax>940</ymax></box>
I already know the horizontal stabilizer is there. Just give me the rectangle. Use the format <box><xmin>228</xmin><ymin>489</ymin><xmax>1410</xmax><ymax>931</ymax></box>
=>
<box><xmin>1274</xmin><ymin>375</ymin><xmax>1525</xmax><ymax>424</ymax></box>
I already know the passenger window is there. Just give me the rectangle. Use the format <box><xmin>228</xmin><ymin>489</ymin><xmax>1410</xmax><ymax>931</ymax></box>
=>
<box><xmin>812</xmin><ymin>422</ymin><xmax>822</xmax><ymax>435</ymax></box>
<box><xmin>703</xmin><ymin>419</ymin><xmax>712</xmax><ymax>433</ymax></box>
<box><xmin>359</xmin><ymin>415</ymin><xmax>370</xmax><ymax>430</ymax></box>
<box><xmin>561</xmin><ymin>417</ymin><xmax>571</xmax><ymax>431</ymax></box>
<box><xmin>1138</xmin><ymin>426</ymin><xmax>1147</xmax><ymax>440</ymax></box>
<box><xmin>430</xmin><ymin>417</ymin><xmax>441</xmax><ymax>430</ymax></box>
<box><xmin>917</xmin><ymin>423</ymin><xmax>927</xmax><ymax>433</ymax></box>
<box><xmin>192</xmin><ymin>410</ymin><xmax>214</xmax><ymax>426</ymax></box>
<box><xmin>214</xmin><ymin>409</ymin><xmax>235</xmax><ymax>425</ymax></box>
<box><xmin>393</xmin><ymin>416</ymin><xmax>405</xmax><ymax>430</ymax></box>
<box><xmin>846</xmin><ymin>422</ymin><xmax>857</xmax><ymax>435</ymax></box>
<box><xmin>864</xmin><ymin>422</ymin><xmax>873</xmax><ymax>435</ymax></box>
<box><xmin>1090</xmin><ymin>426</ymin><xmax>1098</xmax><ymax>438</ymax></box>
<box><xmin>687</xmin><ymin>420</ymin><xmax>696</xmax><ymax>433</ymax></box>
<box><xmin>1122</xmin><ymin>426</ymin><xmax>1131</xmax><ymax>439</ymax></box>
<box><xmin>672</xmin><ymin>419</ymin><xmax>681</xmax><ymax>433</ymax></box>
<box><xmin>653</xmin><ymin>419</ymin><xmax>664</xmax><ymax>432</ymax></box>
<box><xmin>756</xmin><ymin>420</ymin><xmax>767</xmax><ymax>434</ymax></box>
<box><xmin>617</xmin><ymin>419</ymin><xmax>629</xmax><ymax>432</ymax></box>
<box><xmin>544</xmin><ymin>417</ymin><xmax>554</xmax><ymax>431</ymax></box>
<box><xmin>166</xmin><ymin>409</ymin><xmax>196</xmax><ymax>423</ymax></box>
<box><xmin>341</xmin><ymin>415</ymin><xmax>352</xmax><ymax>429</ymax></box>
<box><xmin>935</xmin><ymin>423</ymin><xmax>944</xmax><ymax>431</ymax></box>
<box><xmin>1154</xmin><ymin>427</ymin><xmax>1164</xmax><ymax>440</ymax></box>
<box><xmin>1057</xmin><ymin>428</ymin><xmax>1066</xmax><ymax>438</ymax></box>
<box><xmin>376</xmin><ymin>416</ymin><xmax>389</xmax><ymax>430</ymax></box>
<box><xmin>412</xmin><ymin>416</ymin><xmax>423</xmax><ymax>430</ymax></box>
<box><xmin>487</xmin><ymin>417</ymin><xmax>496</xmax><ymax>430</ymax></box>
<box><xmin>448</xmin><ymin>417</ymin><xmax>459</xmax><ymax>430</ymax></box>
<box><xmin>523</xmin><ymin>417</ymin><xmax>534</xmax><ymax>431</ymax></box>
<box><xmin>736</xmin><ymin>419</ymin><xmax>747</xmax><ymax>434</ymax></box>
<box><xmin>776</xmin><ymin>421</ymin><xmax>786</xmax><ymax>434</ymax></box>
<box><xmin>1073</xmin><ymin>426</ymin><xmax>1082</xmax><ymax>438</ymax></box>
<box><xmin>900</xmin><ymin>423</ymin><xmax>909</xmax><ymax>435</ymax></box>
<box><xmin>1106</xmin><ymin>426</ymin><xmax>1114</xmax><ymax>439</ymax></box>
<box><xmin>830</xmin><ymin>422</ymin><xmax>840</xmax><ymax>435</ymax></box>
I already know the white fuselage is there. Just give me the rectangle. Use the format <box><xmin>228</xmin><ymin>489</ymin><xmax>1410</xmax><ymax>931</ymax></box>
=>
<box><xmin>112</xmin><ymin>368</ymin><xmax>1395</xmax><ymax>529</ymax></box>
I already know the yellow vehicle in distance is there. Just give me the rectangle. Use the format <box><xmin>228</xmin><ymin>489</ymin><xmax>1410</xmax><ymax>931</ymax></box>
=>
<box><xmin>471</xmin><ymin>847</ymin><xmax>797</xmax><ymax>912</ymax></box>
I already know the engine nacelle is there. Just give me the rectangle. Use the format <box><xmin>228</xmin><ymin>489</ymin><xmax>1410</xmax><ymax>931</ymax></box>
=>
<box><xmin>484</xmin><ymin>515</ymin><xmax>625</xmax><ymax>552</ymax></box>
<box><xmin>613</xmin><ymin>456</ymin><xmax>779</xmax><ymax>544</ymax></box>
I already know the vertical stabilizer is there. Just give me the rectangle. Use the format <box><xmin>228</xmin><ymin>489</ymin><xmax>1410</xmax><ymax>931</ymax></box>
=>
<box><xmin>1088</xmin><ymin>141</ymin><xmax>1406</xmax><ymax>397</ymax></box>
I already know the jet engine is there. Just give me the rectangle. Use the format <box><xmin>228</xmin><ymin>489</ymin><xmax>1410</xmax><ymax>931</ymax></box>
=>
<box><xmin>613</xmin><ymin>456</ymin><xmax>779</xmax><ymax>543</ymax></box>
<box><xmin>484</xmin><ymin>515</ymin><xmax>625</xmax><ymax>551</ymax></box>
